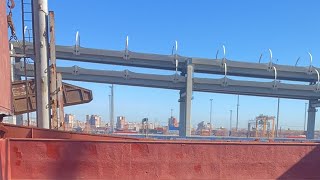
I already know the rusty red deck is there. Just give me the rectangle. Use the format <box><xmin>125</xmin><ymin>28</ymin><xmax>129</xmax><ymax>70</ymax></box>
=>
<box><xmin>0</xmin><ymin>124</ymin><xmax>320</xmax><ymax>179</ymax></box>
<box><xmin>0</xmin><ymin>0</ymin><xmax>11</xmax><ymax>118</ymax></box>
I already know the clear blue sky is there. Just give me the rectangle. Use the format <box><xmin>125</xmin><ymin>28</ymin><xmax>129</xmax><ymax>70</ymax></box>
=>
<box><xmin>12</xmin><ymin>0</ymin><xmax>320</xmax><ymax>129</ymax></box>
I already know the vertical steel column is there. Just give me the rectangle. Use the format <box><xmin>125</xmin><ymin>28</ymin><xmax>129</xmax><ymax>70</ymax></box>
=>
<box><xmin>275</xmin><ymin>98</ymin><xmax>280</xmax><ymax>137</ymax></box>
<box><xmin>110</xmin><ymin>84</ymin><xmax>114</xmax><ymax>133</ymax></box>
<box><xmin>209</xmin><ymin>99</ymin><xmax>213</xmax><ymax>135</ymax></box>
<box><xmin>229</xmin><ymin>110</ymin><xmax>232</xmax><ymax>136</ymax></box>
<box><xmin>236</xmin><ymin>95</ymin><xmax>239</xmax><ymax>131</ymax></box>
<box><xmin>179</xmin><ymin>61</ymin><xmax>193</xmax><ymax>137</ymax></box>
<box><xmin>306</xmin><ymin>100</ymin><xmax>317</xmax><ymax>139</ymax></box>
<box><xmin>33</xmin><ymin>0</ymin><xmax>50</xmax><ymax>128</ymax></box>
<box><xmin>304</xmin><ymin>102</ymin><xmax>308</xmax><ymax>132</ymax></box>
<box><xmin>49</xmin><ymin>11</ymin><xmax>58</xmax><ymax>129</ymax></box>
<box><xmin>179</xmin><ymin>89</ymin><xmax>186</xmax><ymax>136</ymax></box>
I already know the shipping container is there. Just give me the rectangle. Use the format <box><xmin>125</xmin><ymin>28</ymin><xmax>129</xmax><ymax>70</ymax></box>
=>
<box><xmin>0</xmin><ymin>0</ymin><xmax>12</xmax><ymax>118</ymax></box>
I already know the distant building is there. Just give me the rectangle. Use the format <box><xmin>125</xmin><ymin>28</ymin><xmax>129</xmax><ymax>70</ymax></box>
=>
<box><xmin>148</xmin><ymin>122</ymin><xmax>154</xmax><ymax>130</ymax></box>
<box><xmin>86</xmin><ymin>115</ymin><xmax>90</xmax><ymax>124</ymax></box>
<box><xmin>65</xmin><ymin>114</ymin><xmax>75</xmax><ymax>128</ymax></box>
<box><xmin>85</xmin><ymin>115</ymin><xmax>102</xmax><ymax>128</ymax></box>
<box><xmin>168</xmin><ymin>117</ymin><xmax>179</xmax><ymax>130</ymax></box>
<box><xmin>116</xmin><ymin>116</ymin><xmax>126</xmax><ymax>130</ymax></box>
<box><xmin>127</xmin><ymin>122</ymin><xmax>140</xmax><ymax>132</ymax></box>
<box><xmin>196</xmin><ymin>121</ymin><xmax>210</xmax><ymax>132</ymax></box>
<box><xmin>74</xmin><ymin>120</ymin><xmax>85</xmax><ymax>129</ymax></box>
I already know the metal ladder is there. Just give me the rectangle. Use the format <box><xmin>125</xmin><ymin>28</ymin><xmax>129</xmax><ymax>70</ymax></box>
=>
<box><xmin>21</xmin><ymin>0</ymin><xmax>33</xmax><ymax>43</ymax></box>
<box><xmin>21</xmin><ymin>0</ymin><xmax>34</xmax><ymax>126</ymax></box>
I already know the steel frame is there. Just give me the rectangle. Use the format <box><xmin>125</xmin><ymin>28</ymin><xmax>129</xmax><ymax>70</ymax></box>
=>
<box><xmin>11</xmin><ymin>42</ymin><xmax>320</xmax><ymax>138</ymax></box>
<box><xmin>12</xmin><ymin>42</ymin><xmax>320</xmax><ymax>82</ymax></box>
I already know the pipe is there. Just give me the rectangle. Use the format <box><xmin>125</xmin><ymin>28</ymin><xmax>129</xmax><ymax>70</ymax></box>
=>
<box><xmin>33</xmin><ymin>0</ymin><xmax>50</xmax><ymax>128</ymax></box>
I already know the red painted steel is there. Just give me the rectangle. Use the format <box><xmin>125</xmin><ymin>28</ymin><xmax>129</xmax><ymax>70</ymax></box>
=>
<box><xmin>0</xmin><ymin>140</ymin><xmax>8</xmax><ymax>180</ymax></box>
<box><xmin>11</xmin><ymin>80</ymin><xmax>93</xmax><ymax>115</ymax></box>
<box><xmin>1</xmin><ymin>123</ymin><xmax>139</xmax><ymax>141</ymax></box>
<box><xmin>0</xmin><ymin>1</ymin><xmax>12</xmax><ymax>117</ymax></box>
<box><xmin>0</xmin><ymin>138</ymin><xmax>318</xmax><ymax>179</ymax></box>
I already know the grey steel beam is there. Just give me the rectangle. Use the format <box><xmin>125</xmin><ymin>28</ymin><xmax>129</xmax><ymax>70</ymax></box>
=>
<box><xmin>179</xmin><ymin>90</ymin><xmax>186</xmax><ymax>136</ymax></box>
<box><xmin>185</xmin><ymin>64</ymin><xmax>193</xmax><ymax>136</ymax></box>
<box><xmin>15</xmin><ymin>63</ymin><xmax>320</xmax><ymax>100</ymax></box>
<box><xmin>179</xmin><ymin>63</ymin><xmax>193</xmax><ymax>137</ymax></box>
<box><xmin>12</xmin><ymin>42</ymin><xmax>320</xmax><ymax>82</ymax></box>
<box><xmin>307</xmin><ymin>100</ymin><xmax>317</xmax><ymax>139</ymax></box>
<box><xmin>13</xmin><ymin>42</ymin><xmax>186</xmax><ymax>72</ymax></box>
<box><xmin>193</xmin><ymin>78</ymin><xmax>320</xmax><ymax>100</ymax></box>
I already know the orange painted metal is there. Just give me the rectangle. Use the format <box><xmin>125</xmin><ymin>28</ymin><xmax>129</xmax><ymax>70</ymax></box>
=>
<box><xmin>0</xmin><ymin>1</ymin><xmax>12</xmax><ymax>118</ymax></box>
<box><xmin>0</xmin><ymin>136</ymin><xmax>319</xmax><ymax>179</ymax></box>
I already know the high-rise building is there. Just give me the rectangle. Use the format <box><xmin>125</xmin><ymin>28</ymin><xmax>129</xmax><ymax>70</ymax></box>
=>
<box><xmin>86</xmin><ymin>115</ymin><xmax>90</xmax><ymax>124</ymax></box>
<box><xmin>65</xmin><ymin>114</ymin><xmax>75</xmax><ymax>131</ymax></box>
<box><xmin>86</xmin><ymin>115</ymin><xmax>102</xmax><ymax>128</ymax></box>
<box><xmin>116</xmin><ymin>116</ymin><xmax>126</xmax><ymax>130</ymax></box>
<box><xmin>65</xmin><ymin>114</ymin><xmax>75</xmax><ymax>128</ymax></box>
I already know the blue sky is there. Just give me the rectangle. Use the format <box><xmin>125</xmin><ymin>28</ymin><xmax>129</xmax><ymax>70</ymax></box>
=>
<box><xmin>11</xmin><ymin>0</ymin><xmax>320</xmax><ymax>129</ymax></box>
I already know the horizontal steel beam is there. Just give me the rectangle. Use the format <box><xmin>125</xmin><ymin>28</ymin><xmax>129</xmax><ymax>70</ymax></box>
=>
<box><xmin>11</xmin><ymin>42</ymin><xmax>320</xmax><ymax>82</ymax></box>
<box><xmin>15</xmin><ymin>63</ymin><xmax>320</xmax><ymax>100</ymax></box>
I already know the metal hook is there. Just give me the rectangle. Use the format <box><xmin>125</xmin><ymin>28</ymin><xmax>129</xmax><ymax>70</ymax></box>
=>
<box><xmin>126</xmin><ymin>36</ymin><xmax>129</xmax><ymax>50</ymax></box>
<box><xmin>175</xmin><ymin>40</ymin><xmax>178</xmax><ymax>52</ymax></box>
<box><xmin>175</xmin><ymin>59</ymin><xmax>178</xmax><ymax>74</ymax></box>
<box><xmin>308</xmin><ymin>52</ymin><xmax>313</xmax><ymax>66</ymax></box>
<box><xmin>224</xmin><ymin>62</ymin><xmax>227</xmax><ymax>78</ymax></box>
<box><xmin>258</xmin><ymin>53</ymin><xmax>263</xmax><ymax>63</ymax></box>
<box><xmin>269</xmin><ymin>49</ymin><xmax>273</xmax><ymax>63</ymax></box>
<box><xmin>314</xmin><ymin>69</ymin><xmax>320</xmax><ymax>91</ymax></box>
<box><xmin>308</xmin><ymin>52</ymin><xmax>313</xmax><ymax>74</ymax></box>
<box><xmin>272</xmin><ymin>66</ymin><xmax>277</xmax><ymax>88</ymax></box>
<box><xmin>267</xmin><ymin>49</ymin><xmax>273</xmax><ymax>71</ymax></box>
<box><xmin>223</xmin><ymin>45</ymin><xmax>226</xmax><ymax>59</ymax></box>
<box><xmin>222</xmin><ymin>62</ymin><xmax>228</xmax><ymax>86</ymax></box>
<box><xmin>220</xmin><ymin>45</ymin><xmax>227</xmax><ymax>67</ymax></box>
<box><xmin>295</xmin><ymin>57</ymin><xmax>300</xmax><ymax>66</ymax></box>
<box><xmin>215</xmin><ymin>50</ymin><xmax>219</xmax><ymax>59</ymax></box>
<box><xmin>24</xmin><ymin>26</ymin><xmax>27</xmax><ymax>36</ymax></box>
<box><xmin>171</xmin><ymin>40</ymin><xmax>179</xmax><ymax>74</ymax></box>
<box><xmin>74</xmin><ymin>31</ymin><xmax>80</xmax><ymax>55</ymax></box>
<box><xmin>124</xmin><ymin>36</ymin><xmax>129</xmax><ymax>60</ymax></box>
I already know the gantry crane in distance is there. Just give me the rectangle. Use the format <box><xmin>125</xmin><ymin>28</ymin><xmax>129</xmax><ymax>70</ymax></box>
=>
<box><xmin>247</xmin><ymin>115</ymin><xmax>275</xmax><ymax>138</ymax></box>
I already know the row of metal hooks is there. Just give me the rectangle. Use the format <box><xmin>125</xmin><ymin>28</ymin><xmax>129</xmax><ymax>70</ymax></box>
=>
<box><xmin>71</xmin><ymin>33</ymin><xmax>320</xmax><ymax>91</ymax></box>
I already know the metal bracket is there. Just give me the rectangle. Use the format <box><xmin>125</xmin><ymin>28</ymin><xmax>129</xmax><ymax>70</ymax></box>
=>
<box><xmin>124</xmin><ymin>36</ymin><xmax>130</xmax><ymax>60</ymax></box>
<box><xmin>74</xmin><ymin>31</ymin><xmax>80</xmax><ymax>55</ymax></box>
<box><xmin>173</xmin><ymin>73</ymin><xmax>180</xmax><ymax>83</ymax></box>
<box><xmin>72</xmin><ymin>65</ymin><xmax>79</xmax><ymax>75</ymax></box>
<box><xmin>123</xmin><ymin>70</ymin><xmax>130</xmax><ymax>80</ymax></box>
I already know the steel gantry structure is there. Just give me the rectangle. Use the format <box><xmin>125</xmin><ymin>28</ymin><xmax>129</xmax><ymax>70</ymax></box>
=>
<box><xmin>12</xmin><ymin>42</ymin><xmax>320</xmax><ymax>139</ymax></box>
